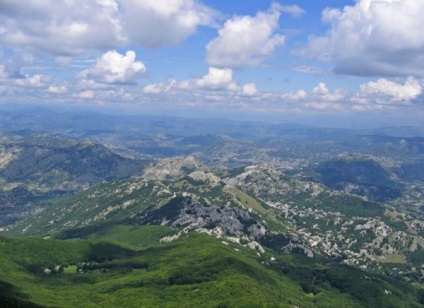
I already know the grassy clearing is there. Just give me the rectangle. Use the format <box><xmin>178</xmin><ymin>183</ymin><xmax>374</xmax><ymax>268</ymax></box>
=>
<box><xmin>63</xmin><ymin>265</ymin><xmax>77</xmax><ymax>274</ymax></box>
<box><xmin>225</xmin><ymin>186</ymin><xmax>267</xmax><ymax>214</ymax></box>
<box><xmin>375</xmin><ymin>254</ymin><xmax>407</xmax><ymax>264</ymax></box>
<box><xmin>60</xmin><ymin>224</ymin><xmax>175</xmax><ymax>250</ymax></box>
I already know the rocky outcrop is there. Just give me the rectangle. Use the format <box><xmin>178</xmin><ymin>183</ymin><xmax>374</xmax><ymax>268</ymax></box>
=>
<box><xmin>281</xmin><ymin>238</ymin><xmax>314</xmax><ymax>258</ymax></box>
<box><xmin>133</xmin><ymin>196</ymin><xmax>266</xmax><ymax>239</ymax></box>
<box><xmin>142</xmin><ymin>156</ymin><xmax>203</xmax><ymax>180</ymax></box>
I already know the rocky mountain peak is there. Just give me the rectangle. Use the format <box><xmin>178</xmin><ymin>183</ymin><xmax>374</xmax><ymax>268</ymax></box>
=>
<box><xmin>142</xmin><ymin>156</ymin><xmax>204</xmax><ymax>180</ymax></box>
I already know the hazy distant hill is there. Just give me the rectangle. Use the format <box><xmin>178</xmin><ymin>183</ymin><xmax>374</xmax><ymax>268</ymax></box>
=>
<box><xmin>312</xmin><ymin>153</ymin><xmax>404</xmax><ymax>202</ymax></box>
<box><xmin>0</xmin><ymin>133</ymin><xmax>151</xmax><ymax>225</ymax></box>
<box><xmin>394</xmin><ymin>158</ymin><xmax>424</xmax><ymax>183</ymax></box>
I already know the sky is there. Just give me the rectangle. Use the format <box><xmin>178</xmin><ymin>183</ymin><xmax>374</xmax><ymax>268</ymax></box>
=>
<box><xmin>0</xmin><ymin>0</ymin><xmax>424</xmax><ymax>127</ymax></box>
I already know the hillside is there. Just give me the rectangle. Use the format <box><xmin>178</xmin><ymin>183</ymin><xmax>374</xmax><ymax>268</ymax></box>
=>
<box><xmin>4</xmin><ymin>160</ymin><xmax>424</xmax><ymax>285</ymax></box>
<box><xmin>312</xmin><ymin>153</ymin><xmax>404</xmax><ymax>202</ymax></box>
<box><xmin>1</xmin><ymin>228</ymin><xmax>423</xmax><ymax>307</ymax></box>
<box><xmin>0</xmin><ymin>135</ymin><xmax>147</xmax><ymax>188</ymax></box>
<box><xmin>0</xmin><ymin>133</ymin><xmax>151</xmax><ymax>226</ymax></box>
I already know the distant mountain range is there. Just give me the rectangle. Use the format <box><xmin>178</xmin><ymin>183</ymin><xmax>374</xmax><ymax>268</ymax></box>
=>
<box><xmin>0</xmin><ymin>133</ymin><xmax>150</xmax><ymax>225</ymax></box>
<box><xmin>1</xmin><ymin>108</ymin><xmax>424</xmax><ymax>306</ymax></box>
<box><xmin>1</xmin><ymin>157</ymin><xmax>424</xmax><ymax>306</ymax></box>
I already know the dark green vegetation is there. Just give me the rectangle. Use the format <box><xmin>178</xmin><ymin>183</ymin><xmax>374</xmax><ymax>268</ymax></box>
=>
<box><xmin>394</xmin><ymin>158</ymin><xmax>424</xmax><ymax>183</ymax></box>
<box><xmin>0</xmin><ymin>279</ymin><xmax>41</xmax><ymax>307</ymax></box>
<box><xmin>312</xmin><ymin>154</ymin><xmax>403</xmax><ymax>202</ymax></box>
<box><xmin>1</xmin><ymin>108</ymin><xmax>424</xmax><ymax>306</ymax></box>
<box><xmin>1</xmin><ymin>228</ymin><xmax>423</xmax><ymax>308</ymax></box>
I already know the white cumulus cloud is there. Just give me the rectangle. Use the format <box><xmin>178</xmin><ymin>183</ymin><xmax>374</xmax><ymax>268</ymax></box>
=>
<box><xmin>0</xmin><ymin>0</ymin><xmax>218</xmax><ymax>55</ymax></box>
<box><xmin>306</xmin><ymin>101</ymin><xmax>342</xmax><ymax>111</ymax></box>
<box><xmin>0</xmin><ymin>0</ymin><xmax>124</xmax><ymax>55</ymax></box>
<box><xmin>15</xmin><ymin>74</ymin><xmax>50</xmax><ymax>87</ymax></box>
<box><xmin>304</xmin><ymin>0</ymin><xmax>424</xmax><ymax>76</ymax></box>
<box><xmin>75</xmin><ymin>90</ymin><xmax>95</xmax><ymax>99</ymax></box>
<box><xmin>283</xmin><ymin>82</ymin><xmax>346</xmax><ymax>103</ymax></box>
<box><xmin>279</xmin><ymin>82</ymin><xmax>347</xmax><ymax>112</ymax></box>
<box><xmin>242</xmin><ymin>83</ymin><xmax>258</xmax><ymax>96</ymax></box>
<box><xmin>143</xmin><ymin>83</ymin><xmax>165</xmax><ymax>94</ymax></box>
<box><xmin>47</xmin><ymin>85</ymin><xmax>68</xmax><ymax>94</ymax></box>
<box><xmin>141</xmin><ymin>67</ymin><xmax>258</xmax><ymax>98</ymax></box>
<box><xmin>80</xmin><ymin>50</ymin><xmax>146</xmax><ymax>84</ymax></box>
<box><xmin>122</xmin><ymin>0</ymin><xmax>217</xmax><ymax>48</ymax></box>
<box><xmin>206</xmin><ymin>3</ymin><xmax>285</xmax><ymax>68</ymax></box>
<box><xmin>282</xmin><ymin>89</ymin><xmax>307</xmax><ymax>101</ymax></box>
<box><xmin>143</xmin><ymin>79</ymin><xmax>177</xmax><ymax>94</ymax></box>
<box><xmin>359</xmin><ymin>77</ymin><xmax>422</xmax><ymax>102</ymax></box>
<box><xmin>196</xmin><ymin>67</ymin><xmax>238</xmax><ymax>90</ymax></box>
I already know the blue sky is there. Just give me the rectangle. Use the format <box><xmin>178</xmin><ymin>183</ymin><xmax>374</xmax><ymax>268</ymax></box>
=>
<box><xmin>0</xmin><ymin>0</ymin><xmax>423</xmax><ymax>127</ymax></box>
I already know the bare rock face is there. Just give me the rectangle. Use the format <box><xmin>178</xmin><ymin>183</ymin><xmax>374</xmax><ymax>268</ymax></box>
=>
<box><xmin>142</xmin><ymin>156</ymin><xmax>204</xmax><ymax>180</ymax></box>
<box><xmin>133</xmin><ymin>196</ymin><xmax>266</xmax><ymax>240</ymax></box>
<box><xmin>188</xmin><ymin>171</ymin><xmax>221</xmax><ymax>186</ymax></box>
<box><xmin>281</xmin><ymin>238</ymin><xmax>314</xmax><ymax>258</ymax></box>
